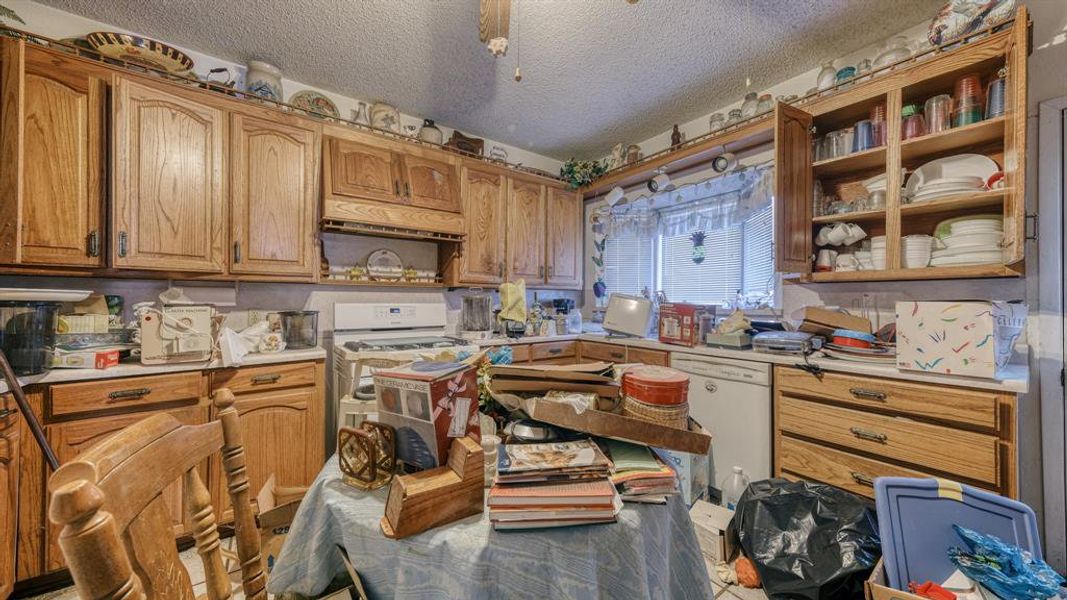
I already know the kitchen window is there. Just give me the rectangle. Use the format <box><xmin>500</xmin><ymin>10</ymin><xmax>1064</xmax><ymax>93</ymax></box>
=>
<box><xmin>603</xmin><ymin>204</ymin><xmax>774</xmax><ymax>306</ymax></box>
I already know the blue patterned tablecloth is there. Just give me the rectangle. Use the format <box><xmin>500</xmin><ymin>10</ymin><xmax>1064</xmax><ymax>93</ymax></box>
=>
<box><xmin>268</xmin><ymin>455</ymin><xmax>713</xmax><ymax>599</ymax></box>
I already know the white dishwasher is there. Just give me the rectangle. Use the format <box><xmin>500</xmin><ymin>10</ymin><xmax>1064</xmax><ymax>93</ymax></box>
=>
<box><xmin>670</xmin><ymin>352</ymin><xmax>773</xmax><ymax>497</ymax></box>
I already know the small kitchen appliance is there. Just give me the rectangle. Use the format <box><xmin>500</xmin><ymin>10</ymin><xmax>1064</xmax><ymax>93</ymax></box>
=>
<box><xmin>603</xmin><ymin>294</ymin><xmax>653</xmax><ymax>338</ymax></box>
<box><xmin>459</xmin><ymin>291</ymin><xmax>494</xmax><ymax>341</ymax></box>
<box><xmin>279</xmin><ymin>310</ymin><xmax>319</xmax><ymax>349</ymax></box>
<box><xmin>0</xmin><ymin>301</ymin><xmax>61</xmax><ymax>375</ymax></box>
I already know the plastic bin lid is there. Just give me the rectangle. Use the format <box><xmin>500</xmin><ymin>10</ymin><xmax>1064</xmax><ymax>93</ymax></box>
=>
<box><xmin>874</xmin><ymin>477</ymin><xmax>1041</xmax><ymax>591</ymax></box>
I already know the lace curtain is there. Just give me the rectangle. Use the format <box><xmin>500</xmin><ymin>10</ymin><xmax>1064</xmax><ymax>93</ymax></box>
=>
<box><xmin>605</xmin><ymin>165</ymin><xmax>775</xmax><ymax>238</ymax></box>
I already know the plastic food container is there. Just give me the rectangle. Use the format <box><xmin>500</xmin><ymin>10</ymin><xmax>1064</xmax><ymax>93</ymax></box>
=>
<box><xmin>0</xmin><ymin>301</ymin><xmax>61</xmax><ymax>375</ymax></box>
<box><xmin>831</xmin><ymin>329</ymin><xmax>877</xmax><ymax>349</ymax></box>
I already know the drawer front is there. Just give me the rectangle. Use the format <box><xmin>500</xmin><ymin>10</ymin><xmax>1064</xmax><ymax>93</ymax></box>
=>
<box><xmin>780</xmin><ymin>437</ymin><xmax>931</xmax><ymax>498</ymax></box>
<box><xmin>210</xmin><ymin>361</ymin><xmax>317</xmax><ymax>395</ymax></box>
<box><xmin>530</xmin><ymin>340</ymin><xmax>577</xmax><ymax>361</ymax></box>
<box><xmin>50</xmin><ymin>372</ymin><xmax>202</xmax><ymax>418</ymax></box>
<box><xmin>775</xmin><ymin>367</ymin><xmax>999</xmax><ymax>429</ymax></box>
<box><xmin>580</xmin><ymin>341</ymin><xmax>627</xmax><ymax>362</ymax></box>
<box><xmin>627</xmin><ymin>346</ymin><xmax>669</xmax><ymax>366</ymax></box>
<box><xmin>778</xmin><ymin>395</ymin><xmax>998</xmax><ymax>484</ymax></box>
<box><xmin>530</xmin><ymin>357</ymin><xmax>579</xmax><ymax>365</ymax></box>
<box><xmin>509</xmin><ymin>344</ymin><xmax>532</xmax><ymax>363</ymax></box>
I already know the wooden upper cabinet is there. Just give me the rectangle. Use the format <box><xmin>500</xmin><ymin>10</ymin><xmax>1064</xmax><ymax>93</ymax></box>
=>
<box><xmin>774</xmin><ymin>101</ymin><xmax>813</xmax><ymax>274</ymax></box>
<box><xmin>458</xmin><ymin>166</ymin><xmax>507</xmax><ymax>284</ymax></box>
<box><xmin>1002</xmin><ymin>4</ymin><xmax>1028</xmax><ymax>265</ymax></box>
<box><xmin>546</xmin><ymin>186</ymin><xmax>582</xmax><ymax>288</ymax></box>
<box><xmin>0</xmin><ymin>43</ymin><xmax>106</xmax><ymax>268</ymax></box>
<box><xmin>112</xmin><ymin>77</ymin><xmax>226</xmax><ymax>272</ymax></box>
<box><xmin>326</xmin><ymin>136</ymin><xmax>402</xmax><ymax>205</ymax></box>
<box><xmin>506</xmin><ymin>177</ymin><xmax>546</xmax><ymax>282</ymax></box>
<box><xmin>399</xmin><ymin>152</ymin><xmax>461</xmax><ymax>213</ymax></box>
<box><xmin>230</xmin><ymin>112</ymin><xmax>318</xmax><ymax>277</ymax></box>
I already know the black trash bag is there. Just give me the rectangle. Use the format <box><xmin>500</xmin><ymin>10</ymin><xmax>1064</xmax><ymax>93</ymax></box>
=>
<box><xmin>728</xmin><ymin>478</ymin><xmax>881</xmax><ymax>600</ymax></box>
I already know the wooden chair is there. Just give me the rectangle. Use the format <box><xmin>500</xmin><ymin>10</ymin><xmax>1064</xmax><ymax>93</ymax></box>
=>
<box><xmin>47</xmin><ymin>389</ymin><xmax>267</xmax><ymax>600</ymax></box>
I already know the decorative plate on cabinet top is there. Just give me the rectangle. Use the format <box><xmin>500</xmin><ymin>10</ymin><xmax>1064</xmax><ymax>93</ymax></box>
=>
<box><xmin>86</xmin><ymin>32</ymin><xmax>194</xmax><ymax>73</ymax></box>
<box><xmin>367</xmin><ymin>249</ymin><xmax>404</xmax><ymax>281</ymax></box>
<box><xmin>289</xmin><ymin>90</ymin><xmax>340</xmax><ymax>118</ymax></box>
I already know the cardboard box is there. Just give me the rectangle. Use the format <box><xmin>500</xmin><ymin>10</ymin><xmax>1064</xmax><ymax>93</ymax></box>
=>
<box><xmin>52</xmin><ymin>348</ymin><xmax>120</xmax><ymax>369</ymax></box>
<box><xmin>895</xmin><ymin>301</ymin><xmax>1027</xmax><ymax>379</ymax></box>
<box><xmin>658</xmin><ymin>303</ymin><xmax>714</xmax><ymax>347</ymax></box>
<box><xmin>866</xmin><ymin>559</ymin><xmax>923</xmax><ymax>600</ymax></box>
<box><xmin>374</xmin><ymin>362</ymin><xmax>480</xmax><ymax>470</ymax></box>
<box><xmin>797</xmin><ymin>306</ymin><xmax>872</xmax><ymax>337</ymax></box>
<box><xmin>664</xmin><ymin>449</ymin><xmax>709</xmax><ymax>506</ymax></box>
<box><xmin>689</xmin><ymin>500</ymin><xmax>735</xmax><ymax>562</ymax></box>
<box><xmin>516</xmin><ymin>394</ymin><xmax>712</xmax><ymax>455</ymax></box>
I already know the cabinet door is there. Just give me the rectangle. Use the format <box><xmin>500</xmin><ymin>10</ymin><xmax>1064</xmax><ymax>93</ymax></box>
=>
<box><xmin>546</xmin><ymin>186</ymin><xmax>583</xmax><ymax>288</ymax></box>
<box><xmin>459</xmin><ymin>166</ymin><xmax>507</xmax><ymax>284</ymax></box>
<box><xmin>400</xmin><ymin>153</ymin><xmax>461</xmax><ymax>212</ymax></box>
<box><xmin>17</xmin><ymin>49</ymin><xmax>106</xmax><ymax>266</ymax></box>
<box><xmin>0</xmin><ymin>395</ymin><xmax>19</xmax><ymax>598</ymax></box>
<box><xmin>1002</xmin><ymin>4</ymin><xmax>1028</xmax><ymax>265</ymax></box>
<box><xmin>45</xmin><ymin>405</ymin><xmax>206</xmax><ymax>572</ymax></box>
<box><xmin>230</xmin><ymin>112</ymin><xmax>318</xmax><ymax>277</ymax></box>
<box><xmin>774</xmin><ymin>101</ymin><xmax>813</xmax><ymax>274</ymax></box>
<box><xmin>326</xmin><ymin>137</ymin><xmax>402</xmax><ymax>204</ymax></box>
<box><xmin>112</xmin><ymin>77</ymin><xmax>225</xmax><ymax>272</ymax></box>
<box><xmin>506</xmin><ymin>178</ymin><xmax>545</xmax><ymax>282</ymax></box>
<box><xmin>213</xmin><ymin>387</ymin><xmax>315</xmax><ymax>517</ymax></box>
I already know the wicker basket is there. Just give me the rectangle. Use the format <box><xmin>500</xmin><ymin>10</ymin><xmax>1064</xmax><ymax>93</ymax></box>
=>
<box><xmin>622</xmin><ymin>395</ymin><xmax>690</xmax><ymax>430</ymax></box>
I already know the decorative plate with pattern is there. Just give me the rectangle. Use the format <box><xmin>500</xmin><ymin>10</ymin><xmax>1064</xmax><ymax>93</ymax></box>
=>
<box><xmin>289</xmin><ymin>90</ymin><xmax>340</xmax><ymax>118</ymax></box>
<box><xmin>86</xmin><ymin>32</ymin><xmax>194</xmax><ymax>73</ymax></box>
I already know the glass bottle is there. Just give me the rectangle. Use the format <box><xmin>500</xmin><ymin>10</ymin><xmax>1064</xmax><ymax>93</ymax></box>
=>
<box><xmin>756</xmin><ymin>93</ymin><xmax>774</xmax><ymax>114</ymax></box>
<box><xmin>740</xmin><ymin>92</ymin><xmax>759</xmax><ymax>118</ymax></box>
<box><xmin>817</xmin><ymin>61</ymin><xmax>837</xmax><ymax>91</ymax></box>
<box><xmin>708</xmin><ymin>112</ymin><xmax>726</xmax><ymax>132</ymax></box>
<box><xmin>725</xmin><ymin>109</ymin><xmax>743</xmax><ymax>127</ymax></box>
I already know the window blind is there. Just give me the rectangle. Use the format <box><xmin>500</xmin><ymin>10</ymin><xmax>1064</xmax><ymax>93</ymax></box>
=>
<box><xmin>603</xmin><ymin>231</ymin><xmax>655</xmax><ymax>297</ymax></box>
<box><xmin>659</xmin><ymin>226</ymin><xmax>743</xmax><ymax>304</ymax></box>
<box><xmin>741</xmin><ymin>205</ymin><xmax>775</xmax><ymax>295</ymax></box>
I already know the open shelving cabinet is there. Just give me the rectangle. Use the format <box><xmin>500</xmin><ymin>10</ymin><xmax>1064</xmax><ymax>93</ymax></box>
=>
<box><xmin>774</xmin><ymin>6</ymin><xmax>1029</xmax><ymax>283</ymax></box>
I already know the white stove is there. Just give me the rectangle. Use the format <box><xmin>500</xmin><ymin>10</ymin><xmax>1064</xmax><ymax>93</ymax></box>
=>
<box><xmin>331</xmin><ymin>302</ymin><xmax>479</xmax><ymax>425</ymax></box>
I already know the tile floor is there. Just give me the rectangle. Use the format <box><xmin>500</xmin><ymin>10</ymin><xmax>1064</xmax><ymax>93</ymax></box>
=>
<box><xmin>704</xmin><ymin>557</ymin><xmax>770</xmax><ymax>600</ymax></box>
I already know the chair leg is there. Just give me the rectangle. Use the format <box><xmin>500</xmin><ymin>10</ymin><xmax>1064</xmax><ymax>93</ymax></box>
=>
<box><xmin>184</xmin><ymin>466</ymin><xmax>232</xmax><ymax>600</ymax></box>
<box><xmin>213</xmin><ymin>388</ymin><xmax>268</xmax><ymax>600</ymax></box>
<box><xmin>49</xmin><ymin>479</ymin><xmax>147</xmax><ymax>600</ymax></box>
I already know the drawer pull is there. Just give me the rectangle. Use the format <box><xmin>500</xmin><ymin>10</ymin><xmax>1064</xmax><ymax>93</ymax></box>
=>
<box><xmin>107</xmin><ymin>388</ymin><xmax>152</xmax><ymax>401</ymax></box>
<box><xmin>850</xmin><ymin>471</ymin><xmax>875</xmax><ymax>487</ymax></box>
<box><xmin>251</xmin><ymin>374</ymin><xmax>282</xmax><ymax>385</ymax></box>
<box><xmin>849</xmin><ymin>388</ymin><xmax>887</xmax><ymax>401</ymax></box>
<box><xmin>548</xmin><ymin>348</ymin><xmax>563</xmax><ymax>355</ymax></box>
<box><xmin>610</xmin><ymin>351</ymin><xmax>625</xmax><ymax>360</ymax></box>
<box><xmin>850</xmin><ymin>427</ymin><xmax>888</xmax><ymax>444</ymax></box>
<box><xmin>0</xmin><ymin>408</ymin><xmax>13</xmax><ymax>418</ymax></box>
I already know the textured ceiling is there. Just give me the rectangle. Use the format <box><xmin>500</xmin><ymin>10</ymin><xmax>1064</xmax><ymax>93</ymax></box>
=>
<box><xmin>36</xmin><ymin>0</ymin><xmax>943</xmax><ymax>159</ymax></box>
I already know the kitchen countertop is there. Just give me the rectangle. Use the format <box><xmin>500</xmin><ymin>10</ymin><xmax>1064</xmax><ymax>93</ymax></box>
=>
<box><xmin>477</xmin><ymin>332</ymin><xmax>1029</xmax><ymax>394</ymax></box>
<box><xmin>0</xmin><ymin>347</ymin><xmax>327</xmax><ymax>394</ymax></box>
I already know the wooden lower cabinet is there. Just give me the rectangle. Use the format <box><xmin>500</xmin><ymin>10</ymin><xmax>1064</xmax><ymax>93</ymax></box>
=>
<box><xmin>773</xmin><ymin>365</ymin><xmax>1017</xmax><ymax>498</ymax></box>
<box><xmin>44</xmin><ymin>404</ymin><xmax>207</xmax><ymax>572</ymax></box>
<box><xmin>1</xmin><ymin>394</ymin><xmax>19</xmax><ymax>598</ymax></box>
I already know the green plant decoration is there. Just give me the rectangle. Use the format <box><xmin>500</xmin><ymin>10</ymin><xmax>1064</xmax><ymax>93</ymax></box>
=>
<box><xmin>0</xmin><ymin>4</ymin><xmax>24</xmax><ymax>25</ymax></box>
<box><xmin>690</xmin><ymin>231</ymin><xmax>706</xmax><ymax>264</ymax></box>
<box><xmin>560</xmin><ymin>158</ymin><xmax>606</xmax><ymax>190</ymax></box>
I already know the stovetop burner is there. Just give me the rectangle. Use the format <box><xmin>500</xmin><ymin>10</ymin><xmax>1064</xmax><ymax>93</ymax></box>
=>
<box><xmin>343</xmin><ymin>336</ymin><xmax>468</xmax><ymax>353</ymax></box>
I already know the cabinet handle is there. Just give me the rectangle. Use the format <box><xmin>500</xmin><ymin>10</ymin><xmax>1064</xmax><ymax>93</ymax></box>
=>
<box><xmin>610</xmin><ymin>351</ymin><xmax>625</xmax><ymax>360</ymax></box>
<box><xmin>547</xmin><ymin>265</ymin><xmax>554</xmax><ymax>278</ymax></box>
<box><xmin>849</xmin><ymin>427</ymin><xmax>887</xmax><ymax>443</ymax></box>
<box><xmin>87</xmin><ymin>230</ymin><xmax>100</xmax><ymax>257</ymax></box>
<box><xmin>404</xmin><ymin>182</ymin><xmax>411</xmax><ymax>197</ymax></box>
<box><xmin>118</xmin><ymin>231</ymin><xmax>128</xmax><ymax>257</ymax></box>
<box><xmin>233</xmin><ymin>242</ymin><xmax>242</xmax><ymax>263</ymax></box>
<box><xmin>539</xmin><ymin>265</ymin><xmax>544</xmax><ymax>278</ymax></box>
<box><xmin>394</xmin><ymin>180</ymin><xmax>400</xmax><ymax>196</ymax></box>
<box><xmin>548</xmin><ymin>348</ymin><xmax>563</xmax><ymax>355</ymax></box>
<box><xmin>849</xmin><ymin>388</ymin><xmax>887</xmax><ymax>401</ymax></box>
<box><xmin>107</xmin><ymin>387</ymin><xmax>152</xmax><ymax>401</ymax></box>
<box><xmin>251</xmin><ymin>374</ymin><xmax>281</xmax><ymax>385</ymax></box>
<box><xmin>0</xmin><ymin>408</ymin><xmax>14</xmax><ymax>419</ymax></box>
<box><xmin>850</xmin><ymin>471</ymin><xmax>875</xmax><ymax>487</ymax></box>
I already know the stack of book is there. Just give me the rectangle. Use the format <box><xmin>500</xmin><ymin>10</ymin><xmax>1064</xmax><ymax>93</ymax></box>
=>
<box><xmin>489</xmin><ymin>439</ymin><xmax>621</xmax><ymax>530</ymax></box>
<box><xmin>605</xmin><ymin>439</ymin><xmax>679</xmax><ymax>504</ymax></box>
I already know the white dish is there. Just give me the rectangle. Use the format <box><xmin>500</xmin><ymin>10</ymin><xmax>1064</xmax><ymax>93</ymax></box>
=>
<box><xmin>916</xmin><ymin>176</ymin><xmax>986</xmax><ymax>189</ymax></box>
<box><xmin>934</xmin><ymin>214</ymin><xmax>1002</xmax><ymax>239</ymax></box>
<box><xmin>933</xmin><ymin>245</ymin><xmax>1001</xmax><ymax>258</ymax></box>
<box><xmin>943</xmin><ymin>232</ymin><xmax>1002</xmax><ymax>248</ymax></box>
<box><xmin>905</xmin><ymin>154</ymin><xmax>999</xmax><ymax>198</ymax></box>
<box><xmin>0</xmin><ymin>288</ymin><xmax>92</xmax><ymax>302</ymax></box>
<box><xmin>951</xmin><ymin>222</ymin><xmax>1003</xmax><ymax>234</ymax></box>
<box><xmin>367</xmin><ymin>248</ymin><xmax>404</xmax><ymax>281</ymax></box>
<box><xmin>909</xmin><ymin>187</ymin><xmax>985</xmax><ymax>202</ymax></box>
<box><xmin>929</xmin><ymin>252</ymin><xmax>1003</xmax><ymax>266</ymax></box>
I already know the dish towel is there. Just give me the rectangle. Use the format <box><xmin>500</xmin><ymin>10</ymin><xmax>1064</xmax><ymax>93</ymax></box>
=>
<box><xmin>497</xmin><ymin>279</ymin><xmax>527</xmax><ymax>324</ymax></box>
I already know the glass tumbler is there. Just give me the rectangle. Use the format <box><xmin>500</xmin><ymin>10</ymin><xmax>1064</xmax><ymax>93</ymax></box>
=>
<box><xmin>901</xmin><ymin>104</ymin><xmax>926</xmax><ymax>140</ymax></box>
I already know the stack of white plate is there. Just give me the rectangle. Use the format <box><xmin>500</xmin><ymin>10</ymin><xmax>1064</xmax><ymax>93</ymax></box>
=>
<box><xmin>870</xmin><ymin>235</ymin><xmax>887</xmax><ymax>269</ymax></box>
<box><xmin>902</xmin><ymin>234</ymin><xmax>934</xmax><ymax>268</ymax></box>
<box><xmin>855</xmin><ymin>250</ymin><xmax>874</xmax><ymax>270</ymax></box>
<box><xmin>910</xmin><ymin>175</ymin><xmax>986</xmax><ymax>202</ymax></box>
<box><xmin>930</xmin><ymin>216</ymin><xmax>1003</xmax><ymax>266</ymax></box>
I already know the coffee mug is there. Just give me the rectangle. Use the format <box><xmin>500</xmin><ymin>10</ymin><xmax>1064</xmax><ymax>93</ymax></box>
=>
<box><xmin>816</xmin><ymin>226</ymin><xmax>833</xmax><ymax>246</ymax></box>
<box><xmin>816</xmin><ymin>249</ymin><xmax>838</xmax><ymax>271</ymax></box>
<box><xmin>843</xmin><ymin>223</ymin><xmax>867</xmax><ymax>245</ymax></box>
<box><xmin>835</xmin><ymin>253</ymin><xmax>860</xmax><ymax>271</ymax></box>
<box><xmin>827</xmin><ymin>223</ymin><xmax>850</xmax><ymax>245</ymax></box>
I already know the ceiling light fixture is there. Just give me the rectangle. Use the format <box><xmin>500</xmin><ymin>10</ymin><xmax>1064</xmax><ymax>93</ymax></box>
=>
<box><xmin>606</xmin><ymin>186</ymin><xmax>626</xmax><ymax>206</ymax></box>
<box><xmin>647</xmin><ymin>171</ymin><xmax>674</xmax><ymax>193</ymax></box>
